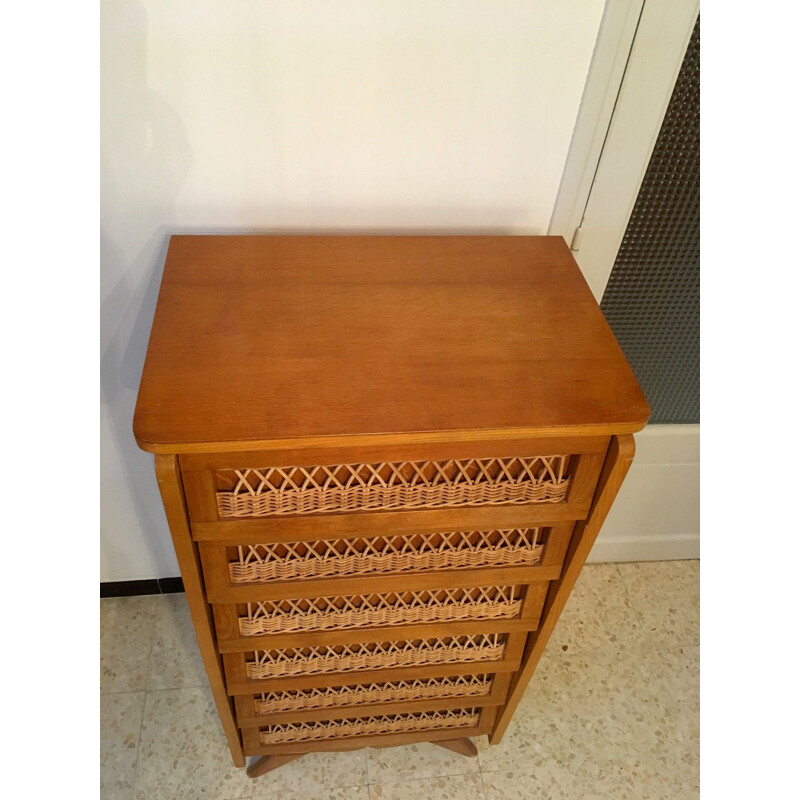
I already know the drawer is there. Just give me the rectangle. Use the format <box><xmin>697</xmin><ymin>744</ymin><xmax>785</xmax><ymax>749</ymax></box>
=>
<box><xmin>231</xmin><ymin>527</ymin><xmax>544</xmax><ymax>584</ymax></box>
<box><xmin>242</xmin><ymin>706</ymin><xmax>497</xmax><ymax>756</ymax></box>
<box><xmin>253</xmin><ymin>706</ymin><xmax>482</xmax><ymax>745</ymax></box>
<box><xmin>212</xmin><ymin>580</ymin><xmax>549</xmax><ymax>646</ymax></box>
<box><xmin>237</xmin><ymin>585</ymin><xmax>525</xmax><ymax>636</ymax></box>
<box><xmin>199</xmin><ymin>523</ymin><xmax>575</xmax><ymax>603</ymax></box>
<box><xmin>180</xmin><ymin>437</ymin><xmax>609</xmax><ymax>528</ymax></box>
<box><xmin>216</xmin><ymin>455</ymin><xmax>571</xmax><ymax>517</ymax></box>
<box><xmin>234</xmin><ymin>671</ymin><xmax>507</xmax><ymax>725</ymax></box>
<box><xmin>223</xmin><ymin>630</ymin><xmax>528</xmax><ymax>695</ymax></box>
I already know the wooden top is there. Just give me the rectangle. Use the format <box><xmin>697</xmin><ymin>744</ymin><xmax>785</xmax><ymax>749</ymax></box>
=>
<box><xmin>134</xmin><ymin>236</ymin><xmax>649</xmax><ymax>453</ymax></box>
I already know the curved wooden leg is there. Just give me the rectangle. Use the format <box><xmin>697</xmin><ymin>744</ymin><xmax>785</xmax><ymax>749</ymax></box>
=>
<box><xmin>247</xmin><ymin>753</ymin><xmax>305</xmax><ymax>778</ymax></box>
<box><xmin>433</xmin><ymin>737</ymin><xmax>478</xmax><ymax>757</ymax></box>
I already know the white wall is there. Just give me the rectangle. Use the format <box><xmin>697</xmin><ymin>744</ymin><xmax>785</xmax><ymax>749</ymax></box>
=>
<box><xmin>101</xmin><ymin>0</ymin><xmax>605</xmax><ymax>581</ymax></box>
<box><xmin>587</xmin><ymin>425</ymin><xmax>700</xmax><ymax>563</ymax></box>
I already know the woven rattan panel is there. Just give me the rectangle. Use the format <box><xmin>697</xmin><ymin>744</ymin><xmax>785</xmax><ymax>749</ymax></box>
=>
<box><xmin>254</xmin><ymin>674</ymin><xmax>493</xmax><ymax>715</ymax></box>
<box><xmin>240</xmin><ymin>586</ymin><xmax>522</xmax><ymax>635</ymax></box>
<box><xmin>245</xmin><ymin>634</ymin><xmax>506</xmax><ymax>679</ymax></box>
<box><xmin>259</xmin><ymin>708</ymin><xmax>479</xmax><ymax>745</ymax></box>
<box><xmin>216</xmin><ymin>456</ymin><xmax>570</xmax><ymax>517</ymax></box>
<box><xmin>230</xmin><ymin>528</ymin><xmax>545</xmax><ymax>584</ymax></box>
<box><xmin>600</xmin><ymin>16</ymin><xmax>700</xmax><ymax>424</ymax></box>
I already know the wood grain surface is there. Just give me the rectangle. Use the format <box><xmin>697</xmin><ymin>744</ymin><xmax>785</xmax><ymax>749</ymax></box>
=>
<box><xmin>134</xmin><ymin>236</ymin><xmax>649</xmax><ymax>453</ymax></box>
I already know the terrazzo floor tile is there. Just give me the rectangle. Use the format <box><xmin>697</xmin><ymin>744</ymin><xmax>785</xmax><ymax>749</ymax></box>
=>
<box><xmin>369</xmin><ymin>772</ymin><xmax>485</xmax><ymax>800</ymax></box>
<box><xmin>250</xmin><ymin>749</ymin><xmax>369</xmax><ymax>798</ymax></box>
<box><xmin>477</xmin><ymin>636</ymin><xmax>699</xmax><ymax>787</ymax></box>
<box><xmin>146</xmin><ymin>594</ymin><xmax>208</xmax><ymax>690</ymax></box>
<box><xmin>617</xmin><ymin>560</ymin><xmax>699</xmax><ymax>647</ymax></box>
<box><xmin>365</xmin><ymin>740</ymin><xmax>480</xmax><ymax>783</ymax></box>
<box><xmin>260</xmin><ymin>787</ymin><xmax>369</xmax><ymax>800</ymax></box>
<box><xmin>480</xmin><ymin>765</ymin><xmax>587</xmax><ymax>800</ymax></box>
<box><xmin>101</xmin><ymin>691</ymin><xmax>146</xmax><ymax>800</ymax></box>
<box><xmin>133</xmin><ymin>687</ymin><xmax>254</xmax><ymax>800</ymax></box>
<box><xmin>547</xmin><ymin>564</ymin><xmax>647</xmax><ymax>654</ymax></box>
<box><xmin>101</xmin><ymin>596</ymin><xmax>160</xmax><ymax>693</ymax></box>
<box><xmin>482</xmin><ymin>764</ymin><xmax>695</xmax><ymax>800</ymax></box>
<box><xmin>99</xmin><ymin>561</ymin><xmax>699</xmax><ymax>799</ymax></box>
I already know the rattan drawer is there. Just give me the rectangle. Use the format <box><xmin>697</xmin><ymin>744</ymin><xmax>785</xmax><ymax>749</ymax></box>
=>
<box><xmin>216</xmin><ymin>455</ymin><xmax>572</xmax><ymax>518</ymax></box>
<box><xmin>180</xmin><ymin>438</ymin><xmax>609</xmax><ymax>530</ymax></box>
<box><xmin>235</xmin><ymin>672</ymin><xmax>504</xmax><ymax>724</ymax></box>
<box><xmin>256</xmin><ymin>705</ymin><xmax>482</xmax><ymax>745</ymax></box>
<box><xmin>199</xmin><ymin>524</ymin><xmax>575</xmax><ymax>604</ymax></box>
<box><xmin>211</xmin><ymin>579</ymin><xmax>549</xmax><ymax>645</ymax></box>
<box><xmin>237</xmin><ymin>585</ymin><xmax>524</xmax><ymax>636</ymax></box>
<box><xmin>222</xmin><ymin>630</ymin><xmax>529</xmax><ymax>696</ymax></box>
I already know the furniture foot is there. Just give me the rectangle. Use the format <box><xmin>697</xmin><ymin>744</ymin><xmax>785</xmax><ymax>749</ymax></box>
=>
<box><xmin>247</xmin><ymin>753</ymin><xmax>305</xmax><ymax>778</ymax></box>
<box><xmin>433</xmin><ymin>737</ymin><xmax>478</xmax><ymax>757</ymax></box>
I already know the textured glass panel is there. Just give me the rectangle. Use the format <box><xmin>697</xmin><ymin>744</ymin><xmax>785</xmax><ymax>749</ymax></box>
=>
<box><xmin>600</xmin><ymin>17</ymin><xmax>699</xmax><ymax>424</ymax></box>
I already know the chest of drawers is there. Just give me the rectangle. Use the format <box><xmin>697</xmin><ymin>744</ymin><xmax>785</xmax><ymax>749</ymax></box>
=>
<box><xmin>133</xmin><ymin>235</ymin><xmax>648</xmax><ymax>777</ymax></box>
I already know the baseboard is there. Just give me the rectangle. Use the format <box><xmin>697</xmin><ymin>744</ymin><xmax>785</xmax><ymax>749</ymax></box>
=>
<box><xmin>100</xmin><ymin>577</ymin><xmax>185</xmax><ymax>598</ymax></box>
<box><xmin>587</xmin><ymin>533</ymin><xmax>699</xmax><ymax>563</ymax></box>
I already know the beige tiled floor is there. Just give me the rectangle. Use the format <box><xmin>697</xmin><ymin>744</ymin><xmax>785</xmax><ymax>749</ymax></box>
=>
<box><xmin>100</xmin><ymin>561</ymin><xmax>699</xmax><ymax>800</ymax></box>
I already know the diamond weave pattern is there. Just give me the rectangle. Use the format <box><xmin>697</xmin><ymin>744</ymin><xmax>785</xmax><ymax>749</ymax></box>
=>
<box><xmin>246</xmin><ymin>634</ymin><xmax>505</xmax><ymax>679</ymax></box>
<box><xmin>259</xmin><ymin>708</ymin><xmax>479</xmax><ymax>745</ymax></box>
<box><xmin>239</xmin><ymin>586</ymin><xmax>521</xmax><ymax>635</ymax></box>
<box><xmin>254</xmin><ymin>674</ymin><xmax>492</xmax><ymax>715</ymax></box>
<box><xmin>230</xmin><ymin>528</ymin><xmax>543</xmax><ymax>583</ymax></box>
<box><xmin>217</xmin><ymin>456</ymin><xmax>570</xmax><ymax>517</ymax></box>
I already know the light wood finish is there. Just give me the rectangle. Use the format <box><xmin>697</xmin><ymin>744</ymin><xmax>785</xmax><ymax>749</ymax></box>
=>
<box><xmin>225</xmin><ymin>657</ymin><xmax>523</xmax><ymax>697</ymax></box>
<box><xmin>202</xmin><ymin>560</ymin><xmax>562</xmax><ymax>605</ymax></box>
<box><xmin>434</xmin><ymin>737</ymin><xmax>478</xmax><ymax>757</ymax></box>
<box><xmin>246</xmin><ymin>753</ymin><xmax>304</xmax><ymax>778</ymax></box>
<box><xmin>154</xmin><ymin>455</ymin><xmax>245</xmax><ymax>768</ymax></box>
<box><xmin>189</xmin><ymin>503</ymin><xmax>592</xmax><ymax>542</ymax></box>
<box><xmin>134</xmin><ymin>236</ymin><xmax>648</xmax><ymax>454</ymax></box>
<box><xmin>214</xmin><ymin>616</ymin><xmax>544</xmax><ymax>654</ymax></box>
<box><xmin>490</xmin><ymin>435</ymin><xmax>636</xmax><ymax>743</ymax></box>
<box><xmin>239</xmin><ymin>693</ymin><xmax>504</xmax><ymax>729</ymax></box>
<box><xmin>234</xmin><ymin>673</ymin><xmax>503</xmax><ymax>727</ymax></box>
<box><xmin>135</xmin><ymin>235</ymin><xmax>646</xmax><ymax>778</ymax></box>
<box><xmin>179</xmin><ymin>435</ymin><xmax>611</xmax><ymax>472</ymax></box>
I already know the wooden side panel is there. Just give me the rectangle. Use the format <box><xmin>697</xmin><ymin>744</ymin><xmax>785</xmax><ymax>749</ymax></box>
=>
<box><xmin>153</xmin><ymin>455</ymin><xmax>245</xmax><ymax>767</ymax></box>
<box><xmin>490</xmin><ymin>435</ymin><xmax>636</xmax><ymax>743</ymax></box>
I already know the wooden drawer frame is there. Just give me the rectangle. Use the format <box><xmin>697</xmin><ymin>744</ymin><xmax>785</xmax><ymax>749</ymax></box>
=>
<box><xmin>240</xmin><ymin>709</ymin><xmax>499</xmax><ymax>757</ymax></box>
<box><xmin>179</xmin><ymin>437</ymin><xmax>610</xmax><ymax>528</ymax></box>
<box><xmin>223</xmin><ymin>626</ymin><xmax>530</xmax><ymax>696</ymax></box>
<box><xmin>234</xmin><ymin>671</ymin><xmax>513</xmax><ymax>728</ymax></box>
<box><xmin>154</xmin><ymin>434</ymin><xmax>635</xmax><ymax>769</ymax></box>
<box><xmin>198</xmin><ymin>524</ymin><xmax>571</xmax><ymax>604</ymax></box>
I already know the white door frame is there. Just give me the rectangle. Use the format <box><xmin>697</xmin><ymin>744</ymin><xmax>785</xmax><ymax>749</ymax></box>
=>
<box><xmin>550</xmin><ymin>0</ymin><xmax>699</xmax><ymax>303</ymax></box>
<box><xmin>549</xmin><ymin>0</ymin><xmax>700</xmax><ymax>562</ymax></box>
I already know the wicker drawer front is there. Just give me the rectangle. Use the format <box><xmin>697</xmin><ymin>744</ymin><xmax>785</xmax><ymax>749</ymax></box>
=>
<box><xmin>256</xmin><ymin>707</ymin><xmax>480</xmax><ymax>746</ymax></box>
<box><xmin>230</xmin><ymin>527</ymin><xmax>545</xmax><ymax>585</ymax></box>
<box><xmin>237</xmin><ymin>585</ymin><xmax>524</xmax><ymax>636</ymax></box>
<box><xmin>216</xmin><ymin>455</ymin><xmax>571</xmax><ymax>518</ymax></box>
<box><xmin>249</xmin><ymin>673</ymin><xmax>495</xmax><ymax>717</ymax></box>
<box><xmin>200</xmin><ymin>525</ymin><xmax>574</xmax><ymax>605</ymax></box>
<box><xmin>242</xmin><ymin>634</ymin><xmax>508</xmax><ymax>681</ymax></box>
